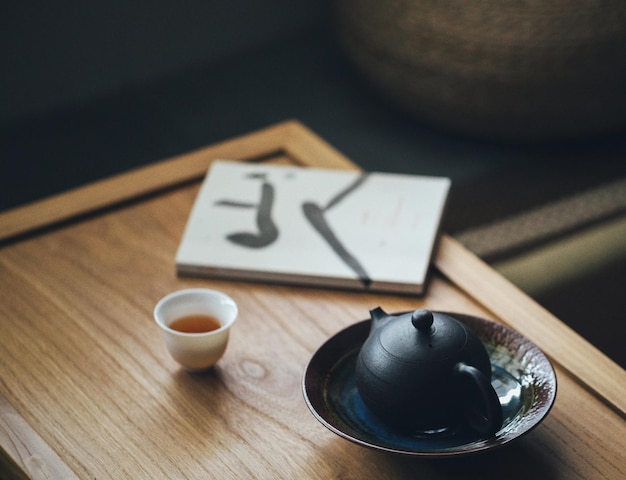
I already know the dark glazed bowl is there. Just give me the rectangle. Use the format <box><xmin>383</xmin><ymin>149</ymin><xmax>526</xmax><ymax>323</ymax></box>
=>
<box><xmin>303</xmin><ymin>312</ymin><xmax>557</xmax><ymax>457</ymax></box>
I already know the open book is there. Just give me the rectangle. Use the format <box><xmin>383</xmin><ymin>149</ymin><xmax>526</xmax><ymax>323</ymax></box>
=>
<box><xmin>176</xmin><ymin>161</ymin><xmax>450</xmax><ymax>294</ymax></box>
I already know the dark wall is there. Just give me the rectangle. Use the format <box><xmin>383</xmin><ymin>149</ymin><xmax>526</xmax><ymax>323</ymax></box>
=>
<box><xmin>1</xmin><ymin>1</ymin><xmax>330</xmax><ymax>125</ymax></box>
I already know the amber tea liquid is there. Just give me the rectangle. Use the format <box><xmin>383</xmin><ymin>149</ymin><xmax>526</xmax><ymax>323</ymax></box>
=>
<box><xmin>169</xmin><ymin>315</ymin><xmax>221</xmax><ymax>333</ymax></box>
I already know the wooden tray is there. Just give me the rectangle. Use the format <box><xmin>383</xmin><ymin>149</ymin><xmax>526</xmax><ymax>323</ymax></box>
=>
<box><xmin>1</xmin><ymin>121</ymin><xmax>624</xmax><ymax>479</ymax></box>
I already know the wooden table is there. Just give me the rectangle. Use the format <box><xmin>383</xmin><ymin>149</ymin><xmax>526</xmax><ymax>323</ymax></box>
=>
<box><xmin>1</xmin><ymin>121</ymin><xmax>624</xmax><ymax>479</ymax></box>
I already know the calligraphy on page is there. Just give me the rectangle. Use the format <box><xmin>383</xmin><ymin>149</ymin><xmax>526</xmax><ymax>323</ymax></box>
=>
<box><xmin>175</xmin><ymin>161</ymin><xmax>450</xmax><ymax>295</ymax></box>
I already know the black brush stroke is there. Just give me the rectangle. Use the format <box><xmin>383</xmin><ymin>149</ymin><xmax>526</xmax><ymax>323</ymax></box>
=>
<box><xmin>225</xmin><ymin>181</ymin><xmax>279</xmax><ymax>248</ymax></box>
<box><xmin>302</xmin><ymin>172</ymin><xmax>372</xmax><ymax>286</ymax></box>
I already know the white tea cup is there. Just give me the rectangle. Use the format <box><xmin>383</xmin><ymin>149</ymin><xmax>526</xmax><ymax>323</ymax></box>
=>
<box><xmin>154</xmin><ymin>288</ymin><xmax>238</xmax><ymax>371</ymax></box>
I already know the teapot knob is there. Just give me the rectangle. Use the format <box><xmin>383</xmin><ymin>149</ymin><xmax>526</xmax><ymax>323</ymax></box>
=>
<box><xmin>411</xmin><ymin>309</ymin><xmax>434</xmax><ymax>333</ymax></box>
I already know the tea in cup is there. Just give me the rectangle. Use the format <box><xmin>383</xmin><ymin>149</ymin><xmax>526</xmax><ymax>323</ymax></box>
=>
<box><xmin>154</xmin><ymin>288</ymin><xmax>238</xmax><ymax>371</ymax></box>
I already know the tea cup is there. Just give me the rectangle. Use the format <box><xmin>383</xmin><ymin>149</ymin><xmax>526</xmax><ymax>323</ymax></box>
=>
<box><xmin>154</xmin><ymin>288</ymin><xmax>238</xmax><ymax>371</ymax></box>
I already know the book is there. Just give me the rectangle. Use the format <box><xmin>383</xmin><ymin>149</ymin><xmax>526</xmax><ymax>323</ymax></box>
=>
<box><xmin>176</xmin><ymin>161</ymin><xmax>450</xmax><ymax>294</ymax></box>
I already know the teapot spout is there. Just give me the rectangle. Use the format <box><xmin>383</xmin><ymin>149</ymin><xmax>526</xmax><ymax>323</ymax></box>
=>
<box><xmin>369</xmin><ymin>306</ymin><xmax>390</xmax><ymax>329</ymax></box>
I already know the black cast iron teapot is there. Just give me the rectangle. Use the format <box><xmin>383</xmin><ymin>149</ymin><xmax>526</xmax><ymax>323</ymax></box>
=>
<box><xmin>355</xmin><ymin>308</ymin><xmax>503</xmax><ymax>436</ymax></box>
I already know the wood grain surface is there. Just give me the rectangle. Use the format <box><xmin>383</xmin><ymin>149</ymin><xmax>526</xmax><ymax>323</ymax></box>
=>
<box><xmin>1</xmin><ymin>122</ymin><xmax>624</xmax><ymax>479</ymax></box>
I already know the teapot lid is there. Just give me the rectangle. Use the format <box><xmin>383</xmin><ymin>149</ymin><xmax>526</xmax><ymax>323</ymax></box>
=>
<box><xmin>378</xmin><ymin>309</ymin><xmax>468</xmax><ymax>363</ymax></box>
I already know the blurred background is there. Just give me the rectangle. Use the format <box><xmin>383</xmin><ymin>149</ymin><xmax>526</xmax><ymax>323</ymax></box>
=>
<box><xmin>2</xmin><ymin>1</ymin><xmax>625</xmax><ymax>367</ymax></box>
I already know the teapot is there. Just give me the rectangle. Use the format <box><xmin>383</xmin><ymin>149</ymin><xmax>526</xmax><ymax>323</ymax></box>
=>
<box><xmin>355</xmin><ymin>308</ymin><xmax>503</xmax><ymax>436</ymax></box>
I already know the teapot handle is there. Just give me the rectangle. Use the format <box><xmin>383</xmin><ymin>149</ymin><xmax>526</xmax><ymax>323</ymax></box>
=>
<box><xmin>454</xmin><ymin>362</ymin><xmax>503</xmax><ymax>436</ymax></box>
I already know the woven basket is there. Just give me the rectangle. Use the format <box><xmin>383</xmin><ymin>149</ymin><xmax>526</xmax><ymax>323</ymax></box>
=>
<box><xmin>336</xmin><ymin>0</ymin><xmax>626</xmax><ymax>141</ymax></box>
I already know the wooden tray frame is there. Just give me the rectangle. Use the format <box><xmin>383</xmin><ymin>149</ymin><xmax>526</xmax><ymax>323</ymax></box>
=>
<box><xmin>1</xmin><ymin>120</ymin><xmax>624</xmax><ymax>479</ymax></box>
